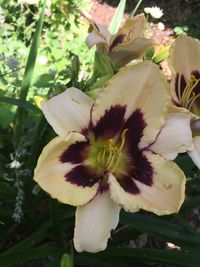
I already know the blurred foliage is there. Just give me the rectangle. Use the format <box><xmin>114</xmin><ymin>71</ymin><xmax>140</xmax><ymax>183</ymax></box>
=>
<box><xmin>0</xmin><ymin>0</ymin><xmax>200</xmax><ymax>267</ymax></box>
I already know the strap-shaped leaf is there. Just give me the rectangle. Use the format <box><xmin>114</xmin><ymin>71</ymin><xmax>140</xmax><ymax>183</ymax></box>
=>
<box><xmin>109</xmin><ymin>0</ymin><xmax>126</xmax><ymax>35</ymax></box>
<box><xmin>20</xmin><ymin>0</ymin><xmax>47</xmax><ymax>101</ymax></box>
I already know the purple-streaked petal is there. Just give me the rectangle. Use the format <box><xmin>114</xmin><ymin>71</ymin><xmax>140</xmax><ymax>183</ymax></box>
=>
<box><xmin>110</xmin><ymin>34</ymin><xmax>126</xmax><ymax>50</ymax></box>
<box><xmin>66</xmin><ymin>164</ymin><xmax>101</xmax><ymax>187</ymax></box>
<box><xmin>169</xmin><ymin>36</ymin><xmax>200</xmax><ymax>111</ymax></box>
<box><xmin>122</xmin><ymin>109</ymin><xmax>146</xmax><ymax>152</ymax></box>
<box><xmin>109</xmin><ymin>38</ymin><xmax>154</xmax><ymax>68</ymax></box>
<box><xmin>109</xmin><ymin>151</ymin><xmax>185</xmax><ymax>214</ymax></box>
<box><xmin>91</xmin><ymin>61</ymin><xmax>170</xmax><ymax>149</ymax></box>
<box><xmin>60</xmin><ymin>140</ymin><xmax>89</xmax><ymax>164</ymax></box>
<box><xmin>131</xmin><ymin>150</ymin><xmax>153</xmax><ymax>186</ymax></box>
<box><xmin>117</xmin><ymin>174</ymin><xmax>140</xmax><ymax>194</ymax></box>
<box><xmin>92</xmin><ymin>105</ymin><xmax>126</xmax><ymax>139</ymax></box>
<box><xmin>34</xmin><ymin>133</ymin><xmax>99</xmax><ymax>206</ymax></box>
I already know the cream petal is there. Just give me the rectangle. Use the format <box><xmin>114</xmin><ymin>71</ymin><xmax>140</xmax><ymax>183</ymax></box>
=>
<box><xmin>109</xmin><ymin>37</ymin><xmax>154</xmax><ymax>67</ymax></box>
<box><xmin>87</xmin><ymin>30</ymin><xmax>108</xmax><ymax>48</ymax></box>
<box><xmin>41</xmin><ymin>87</ymin><xmax>94</xmax><ymax>137</ymax></box>
<box><xmin>92</xmin><ymin>61</ymin><xmax>170</xmax><ymax>149</ymax></box>
<box><xmin>111</xmin><ymin>14</ymin><xmax>146</xmax><ymax>44</ymax></box>
<box><xmin>169</xmin><ymin>35</ymin><xmax>200</xmax><ymax>104</ymax></box>
<box><xmin>34</xmin><ymin>133</ymin><xmax>99</xmax><ymax>206</ymax></box>
<box><xmin>188</xmin><ymin>136</ymin><xmax>200</xmax><ymax>169</ymax></box>
<box><xmin>109</xmin><ymin>151</ymin><xmax>185</xmax><ymax>215</ymax></box>
<box><xmin>74</xmin><ymin>190</ymin><xmax>120</xmax><ymax>253</ymax></box>
<box><xmin>151</xmin><ymin>112</ymin><xmax>193</xmax><ymax>160</ymax></box>
<box><xmin>169</xmin><ymin>35</ymin><xmax>200</xmax><ymax>82</ymax></box>
<box><xmin>86</xmin><ymin>23</ymin><xmax>111</xmax><ymax>49</ymax></box>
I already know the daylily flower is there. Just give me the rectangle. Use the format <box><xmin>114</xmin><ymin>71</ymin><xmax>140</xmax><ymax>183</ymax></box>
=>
<box><xmin>86</xmin><ymin>14</ymin><xmax>154</xmax><ymax>68</ymax></box>
<box><xmin>34</xmin><ymin>62</ymin><xmax>185</xmax><ymax>253</ymax></box>
<box><xmin>167</xmin><ymin>35</ymin><xmax>200</xmax><ymax>168</ymax></box>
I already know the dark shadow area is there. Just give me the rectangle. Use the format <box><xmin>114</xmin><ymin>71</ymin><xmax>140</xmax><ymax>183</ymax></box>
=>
<box><xmin>99</xmin><ymin>0</ymin><xmax>200</xmax><ymax>38</ymax></box>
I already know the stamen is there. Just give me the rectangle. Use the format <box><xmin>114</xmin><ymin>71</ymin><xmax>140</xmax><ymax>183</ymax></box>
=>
<box><xmin>106</xmin><ymin>152</ymin><xmax>117</xmax><ymax>170</ymax></box>
<box><xmin>178</xmin><ymin>74</ymin><xmax>200</xmax><ymax>111</ymax></box>
<box><xmin>96</xmin><ymin>129</ymin><xmax>128</xmax><ymax>173</ymax></box>
<box><xmin>187</xmin><ymin>92</ymin><xmax>200</xmax><ymax>110</ymax></box>
<box><xmin>177</xmin><ymin>74</ymin><xmax>182</xmax><ymax>101</ymax></box>
<box><xmin>118</xmin><ymin>128</ymin><xmax>128</xmax><ymax>152</ymax></box>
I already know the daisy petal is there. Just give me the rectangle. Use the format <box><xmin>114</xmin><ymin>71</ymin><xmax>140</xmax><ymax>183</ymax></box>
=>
<box><xmin>109</xmin><ymin>151</ymin><xmax>185</xmax><ymax>215</ymax></box>
<box><xmin>41</xmin><ymin>87</ymin><xmax>94</xmax><ymax>137</ymax></box>
<box><xmin>34</xmin><ymin>133</ymin><xmax>99</xmax><ymax>206</ymax></box>
<box><xmin>74</xmin><ymin>191</ymin><xmax>120</xmax><ymax>253</ymax></box>
<box><xmin>188</xmin><ymin>136</ymin><xmax>200</xmax><ymax>169</ymax></box>
<box><xmin>151</xmin><ymin>112</ymin><xmax>193</xmax><ymax>160</ymax></box>
<box><xmin>92</xmin><ymin>61</ymin><xmax>170</xmax><ymax>148</ymax></box>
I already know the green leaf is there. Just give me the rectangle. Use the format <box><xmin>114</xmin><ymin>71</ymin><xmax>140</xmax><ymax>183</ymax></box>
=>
<box><xmin>0</xmin><ymin>70</ymin><xmax>8</xmax><ymax>85</ymax></box>
<box><xmin>181</xmin><ymin>195</ymin><xmax>200</xmax><ymax>212</ymax></box>
<box><xmin>0</xmin><ymin>248</ymin><xmax>65</xmax><ymax>267</ymax></box>
<box><xmin>75</xmin><ymin>256</ymin><xmax>112</xmax><ymax>267</ymax></box>
<box><xmin>98</xmin><ymin>248</ymin><xmax>200</xmax><ymax>266</ymax></box>
<box><xmin>145</xmin><ymin>47</ymin><xmax>155</xmax><ymax>60</ymax></box>
<box><xmin>93</xmin><ymin>52</ymin><xmax>115</xmax><ymax>77</ymax></box>
<box><xmin>4</xmin><ymin>221</ymin><xmax>51</xmax><ymax>254</ymax></box>
<box><xmin>86</xmin><ymin>52</ymin><xmax>116</xmax><ymax>89</ymax></box>
<box><xmin>20</xmin><ymin>0</ymin><xmax>47</xmax><ymax>101</ymax></box>
<box><xmin>33</xmin><ymin>73</ymin><xmax>54</xmax><ymax>88</ymax></box>
<box><xmin>15</xmin><ymin>0</ymin><xmax>47</xmax><ymax>138</ymax></box>
<box><xmin>129</xmin><ymin>0</ymin><xmax>144</xmax><ymax>17</ymax></box>
<box><xmin>152</xmin><ymin>46</ymin><xmax>170</xmax><ymax>64</ymax></box>
<box><xmin>0</xmin><ymin>103</ymin><xmax>16</xmax><ymax>129</ymax></box>
<box><xmin>120</xmin><ymin>212</ymin><xmax>200</xmax><ymax>250</ymax></box>
<box><xmin>90</xmin><ymin>74</ymin><xmax>114</xmax><ymax>90</ymax></box>
<box><xmin>109</xmin><ymin>0</ymin><xmax>126</xmax><ymax>35</ymax></box>
<box><xmin>0</xmin><ymin>96</ymin><xmax>36</xmax><ymax>110</ymax></box>
<box><xmin>61</xmin><ymin>253</ymin><xmax>74</xmax><ymax>267</ymax></box>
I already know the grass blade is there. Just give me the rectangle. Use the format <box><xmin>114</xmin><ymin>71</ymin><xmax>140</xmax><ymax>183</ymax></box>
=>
<box><xmin>20</xmin><ymin>0</ymin><xmax>47</xmax><ymax>101</ymax></box>
<box><xmin>109</xmin><ymin>0</ymin><xmax>126</xmax><ymax>35</ymax></box>
<box><xmin>129</xmin><ymin>0</ymin><xmax>143</xmax><ymax>17</ymax></box>
<box><xmin>0</xmin><ymin>248</ymin><xmax>64</xmax><ymax>267</ymax></box>
<box><xmin>0</xmin><ymin>96</ymin><xmax>36</xmax><ymax>110</ymax></box>
<box><xmin>98</xmin><ymin>248</ymin><xmax>200</xmax><ymax>266</ymax></box>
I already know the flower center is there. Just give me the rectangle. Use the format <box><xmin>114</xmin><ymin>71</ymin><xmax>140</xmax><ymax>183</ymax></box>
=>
<box><xmin>85</xmin><ymin>129</ymin><xmax>129</xmax><ymax>176</ymax></box>
<box><xmin>97</xmin><ymin>129</ymin><xmax>128</xmax><ymax>173</ymax></box>
<box><xmin>177</xmin><ymin>74</ymin><xmax>200</xmax><ymax>111</ymax></box>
